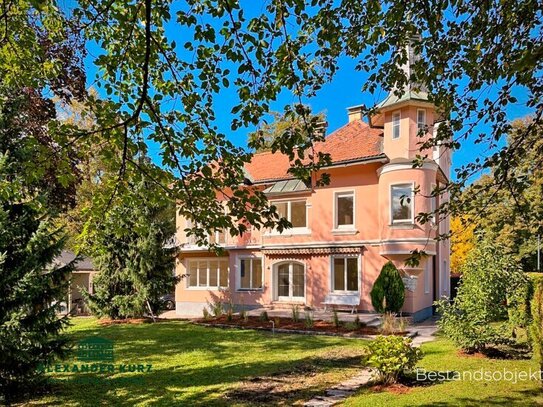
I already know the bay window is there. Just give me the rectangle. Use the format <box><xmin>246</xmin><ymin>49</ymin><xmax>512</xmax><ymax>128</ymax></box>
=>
<box><xmin>391</xmin><ymin>184</ymin><xmax>414</xmax><ymax>224</ymax></box>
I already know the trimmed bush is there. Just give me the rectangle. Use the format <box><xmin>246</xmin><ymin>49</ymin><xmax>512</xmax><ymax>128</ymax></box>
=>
<box><xmin>508</xmin><ymin>273</ymin><xmax>542</xmax><ymax>330</ymax></box>
<box><xmin>530</xmin><ymin>280</ymin><xmax>543</xmax><ymax>382</ymax></box>
<box><xmin>370</xmin><ymin>261</ymin><xmax>405</xmax><ymax>313</ymax></box>
<box><xmin>367</xmin><ymin>335</ymin><xmax>422</xmax><ymax>384</ymax></box>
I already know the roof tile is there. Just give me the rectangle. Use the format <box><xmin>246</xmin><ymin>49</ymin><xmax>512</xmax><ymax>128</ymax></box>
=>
<box><xmin>244</xmin><ymin>119</ymin><xmax>383</xmax><ymax>182</ymax></box>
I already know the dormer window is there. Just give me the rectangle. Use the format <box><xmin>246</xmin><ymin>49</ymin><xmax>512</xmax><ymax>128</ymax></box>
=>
<box><xmin>417</xmin><ymin>109</ymin><xmax>426</xmax><ymax>132</ymax></box>
<box><xmin>392</xmin><ymin>111</ymin><xmax>401</xmax><ymax>139</ymax></box>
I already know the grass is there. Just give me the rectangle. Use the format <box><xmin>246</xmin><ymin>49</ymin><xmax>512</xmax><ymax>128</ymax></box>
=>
<box><xmin>25</xmin><ymin>317</ymin><xmax>368</xmax><ymax>406</ymax></box>
<box><xmin>344</xmin><ymin>334</ymin><xmax>543</xmax><ymax>407</ymax></box>
<box><xmin>24</xmin><ymin>319</ymin><xmax>543</xmax><ymax>406</ymax></box>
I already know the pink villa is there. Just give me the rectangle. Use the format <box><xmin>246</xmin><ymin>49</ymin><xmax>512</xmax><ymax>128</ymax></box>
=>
<box><xmin>174</xmin><ymin>53</ymin><xmax>451</xmax><ymax>322</ymax></box>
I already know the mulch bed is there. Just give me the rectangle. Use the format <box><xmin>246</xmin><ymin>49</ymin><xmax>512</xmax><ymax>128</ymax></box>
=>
<box><xmin>370</xmin><ymin>383</ymin><xmax>412</xmax><ymax>394</ymax></box>
<box><xmin>98</xmin><ymin>317</ymin><xmax>177</xmax><ymax>325</ymax></box>
<box><xmin>194</xmin><ymin>315</ymin><xmax>408</xmax><ymax>337</ymax></box>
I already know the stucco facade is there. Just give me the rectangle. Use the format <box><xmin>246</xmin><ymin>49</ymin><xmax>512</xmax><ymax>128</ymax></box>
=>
<box><xmin>174</xmin><ymin>93</ymin><xmax>452</xmax><ymax>321</ymax></box>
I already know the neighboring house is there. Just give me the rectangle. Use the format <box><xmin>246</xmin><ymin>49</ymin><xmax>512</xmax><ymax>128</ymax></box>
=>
<box><xmin>55</xmin><ymin>250</ymin><xmax>97</xmax><ymax>315</ymax></box>
<box><xmin>174</xmin><ymin>43</ymin><xmax>451</xmax><ymax>321</ymax></box>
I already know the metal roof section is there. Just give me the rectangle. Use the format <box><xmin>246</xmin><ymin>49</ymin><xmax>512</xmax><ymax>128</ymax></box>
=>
<box><xmin>376</xmin><ymin>89</ymin><xmax>430</xmax><ymax>110</ymax></box>
<box><xmin>263</xmin><ymin>179</ymin><xmax>311</xmax><ymax>194</ymax></box>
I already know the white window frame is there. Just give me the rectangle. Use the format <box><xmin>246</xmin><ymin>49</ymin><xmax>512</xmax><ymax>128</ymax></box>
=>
<box><xmin>274</xmin><ymin>261</ymin><xmax>306</xmax><ymax>300</ymax></box>
<box><xmin>390</xmin><ymin>182</ymin><xmax>415</xmax><ymax>225</ymax></box>
<box><xmin>270</xmin><ymin>199</ymin><xmax>308</xmax><ymax>230</ymax></box>
<box><xmin>424</xmin><ymin>259</ymin><xmax>431</xmax><ymax>294</ymax></box>
<box><xmin>236</xmin><ymin>256</ymin><xmax>264</xmax><ymax>291</ymax></box>
<box><xmin>417</xmin><ymin>109</ymin><xmax>426</xmax><ymax>132</ymax></box>
<box><xmin>330</xmin><ymin>255</ymin><xmax>361</xmax><ymax>293</ymax></box>
<box><xmin>211</xmin><ymin>229</ymin><xmax>227</xmax><ymax>245</ymax></box>
<box><xmin>392</xmin><ymin>111</ymin><xmax>401</xmax><ymax>139</ymax></box>
<box><xmin>186</xmin><ymin>258</ymin><xmax>229</xmax><ymax>290</ymax></box>
<box><xmin>430</xmin><ymin>183</ymin><xmax>437</xmax><ymax>225</ymax></box>
<box><xmin>333</xmin><ymin>190</ymin><xmax>356</xmax><ymax>230</ymax></box>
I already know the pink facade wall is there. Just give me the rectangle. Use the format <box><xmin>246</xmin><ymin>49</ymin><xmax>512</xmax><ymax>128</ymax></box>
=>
<box><xmin>175</xmin><ymin>103</ymin><xmax>451</xmax><ymax>320</ymax></box>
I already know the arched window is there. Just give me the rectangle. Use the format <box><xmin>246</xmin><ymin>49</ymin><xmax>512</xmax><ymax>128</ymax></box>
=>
<box><xmin>274</xmin><ymin>262</ymin><xmax>305</xmax><ymax>300</ymax></box>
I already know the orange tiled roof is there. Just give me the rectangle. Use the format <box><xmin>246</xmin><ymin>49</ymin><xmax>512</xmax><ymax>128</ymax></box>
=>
<box><xmin>244</xmin><ymin>119</ymin><xmax>384</xmax><ymax>182</ymax></box>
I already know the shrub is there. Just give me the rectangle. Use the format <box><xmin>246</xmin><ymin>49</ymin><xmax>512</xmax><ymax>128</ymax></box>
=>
<box><xmin>354</xmin><ymin>315</ymin><xmax>364</xmax><ymax>329</ymax></box>
<box><xmin>530</xmin><ymin>280</ymin><xmax>543</xmax><ymax>382</ymax></box>
<box><xmin>304</xmin><ymin>312</ymin><xmax>314</xmax><ymax>329</ymax></box>
<box><xmin>226</xmin><ymin>307</ymin><xmax>233</xmax><ymax>322</ymax></box>
<box><xmin>291</xmin><ymin>305</ymin><xmax>300</xmax><ymax>322</ymax></box>
<box><xmin>367</xmin><ymin>335</ymin><xmax>422</xmax><ymax>385</ymax></box>
<box><xmin>398</xmin><ymin>316</ymin><xmax>409</xmax><ymax>332</ymax></box>
<box><xmin>239</xmin><ymin>309</ymin><xmax>248</xmax><ymax>322</ymax></box>
<box><xmin>332</xmin><ymin>310</ymin><xmax>340</xmax><ymax>328</ymax></box>
<box><xmin>259</xmin><ymin>310</ymin><xmax>269</xmax><ymax>322</ymax></box>
<box><xmin>202</xmin><ymin>307</ymin><xmax>210</xmax><ymax>320</ymax></box>
<box><xmin>370</xmin><ymin>261</ymin><xmax>405</xmax><ymax>313</ymax></box>
<box><xmin>344</xmin><ymin>322</ymin><xmax>359</xmax><ymax>331</ymax></box>
<box><xmin>509</xmin><ymin>273</ymin><xmax>543</xmax><ymax>331</ymax></box>
<box><xmin>381</xmin><ymin>312</ymin><xmax>397</xmax><ymax>335</ymax></box>
<box><xmin>210</xmin><ymin>300</ymin><xmax>223</xmax><ymax>317</ymax></box>
<box><xmin>436</xmin><ymin>239</ymin><xmax>524</xmax><ymax>353</ymax></box>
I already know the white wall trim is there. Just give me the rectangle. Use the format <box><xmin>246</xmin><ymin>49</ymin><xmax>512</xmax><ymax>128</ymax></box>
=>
<box><xmin>377</xmin><ymin>161</ymin><xmax>438</xmax><ymax>177</ymax></box>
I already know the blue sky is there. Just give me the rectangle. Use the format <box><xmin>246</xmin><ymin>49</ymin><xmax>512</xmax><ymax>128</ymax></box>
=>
<box><xmin>83</xmin><ymin>4</ymin><xmax>534</xmax><ymax>183</ymax></box>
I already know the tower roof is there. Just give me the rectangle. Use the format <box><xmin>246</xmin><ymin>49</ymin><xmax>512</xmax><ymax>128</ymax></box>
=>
<box><xmin>376</xmin><ymin>35</ymin><xmax>431</xmax><ymax>111</ymax></box>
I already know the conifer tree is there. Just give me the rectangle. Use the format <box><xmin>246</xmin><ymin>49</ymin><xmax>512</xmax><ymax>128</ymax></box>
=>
<box><xmin>370</xmin><ymin>261</ymin><xmax>405</xmax><ymax>314</ymax></box>
<box><xmin>0</xmin><ymin>96</ymin><xmax>75</xmax><ymax>402</ymax></box>
<box><xmin>84</xmin><ymin>177</ymin><xmax>178</xmax><ymax>319</ymax></box>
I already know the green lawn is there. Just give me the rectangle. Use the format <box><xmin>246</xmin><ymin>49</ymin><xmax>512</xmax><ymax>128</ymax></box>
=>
<box><xmin>26</xmin><ymin>317</ymin><xmax>368</xmax><ymax>406</ymax></box>
<box><xmin>24</xmin><ymin>318</ymin><xmax>543</xmax><ymax>406</ymax></box>
<box><xmin>344</xmin><ymin>336</ymin><xmax>543</xmax><ymax>406</ymax></box>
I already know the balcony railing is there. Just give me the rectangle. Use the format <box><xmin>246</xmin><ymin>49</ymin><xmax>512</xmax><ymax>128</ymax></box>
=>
<box><xmin>184</xmin><ymin>228</ymin><xmax>259</xmax><ymax>248</ymax></box>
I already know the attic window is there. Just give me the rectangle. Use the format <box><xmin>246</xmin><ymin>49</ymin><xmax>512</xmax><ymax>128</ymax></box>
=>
<box><xmin>417</xmin><ymin>109</ymin><xmax>426</xmax><ymax>132</ymax></box>
<box><xmin>392</xmin><ymin>111</ymin><xmax>401</xmax><ymax>139</ymax></box>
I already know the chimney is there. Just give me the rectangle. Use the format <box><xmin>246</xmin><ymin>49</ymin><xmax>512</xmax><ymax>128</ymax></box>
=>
<box><xmin>347</xmin><ymin>105</ymin><xmax>364</xmax><ymax>122</ymax></box>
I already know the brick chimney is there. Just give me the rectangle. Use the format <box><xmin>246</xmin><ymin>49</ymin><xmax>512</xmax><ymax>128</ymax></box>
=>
<box><xmin>347</xmin><ymin>104</ymin><xmax>365</xmax><ymax>122</ymax></box>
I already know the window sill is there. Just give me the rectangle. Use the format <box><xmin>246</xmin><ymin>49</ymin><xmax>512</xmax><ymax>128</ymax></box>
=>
<box><xmin>389</xmin><ymin>223</ymin><xmax>415</xmax><ymax>230</ymax></box>
<box><xmin>331</xmin><ymin>228</ymin><xmax>358</xmax><ymax>235</ymax></box>
<box><xmin>330</xmin><ymin>291</ymin><xmax>360</xmax><ymax>295</ymax></box>
<box><xmin>186</xmin><ymin>287</ymin><xmax>228</xmax><ymax>291</ymax></box>
<box><xmin>265</xmin><ymin>228</ymin><xmax>311</xmax><ymax>237</ymax></box>
<box><xmin>236</xmin><ymin>288</ymin><xmax>264</xmax><ymax>293</ymax></box>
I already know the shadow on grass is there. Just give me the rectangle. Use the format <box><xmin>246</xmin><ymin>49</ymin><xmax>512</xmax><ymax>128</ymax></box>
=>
<box><xmin>36</xmin><ymin>320</ymin><xmax>367</xmax><ymax>406</ymax></box>
<box><xmin>416</xmin><ymin>388</ymin><xmax>543</xmax><ymax>406</ymax></box>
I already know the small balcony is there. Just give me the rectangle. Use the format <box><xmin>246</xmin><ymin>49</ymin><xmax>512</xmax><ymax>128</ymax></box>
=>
<box><xmin>183</xmin><ymin>227</ymin><xmax>260</xmax><ymax>250</ymax></box>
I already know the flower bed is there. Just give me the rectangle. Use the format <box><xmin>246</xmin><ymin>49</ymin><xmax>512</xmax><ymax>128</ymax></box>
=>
<box><xmin>195</xmin><ymin>315</ymin><xmax>408</xmax><ymax>337</ymax></box>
